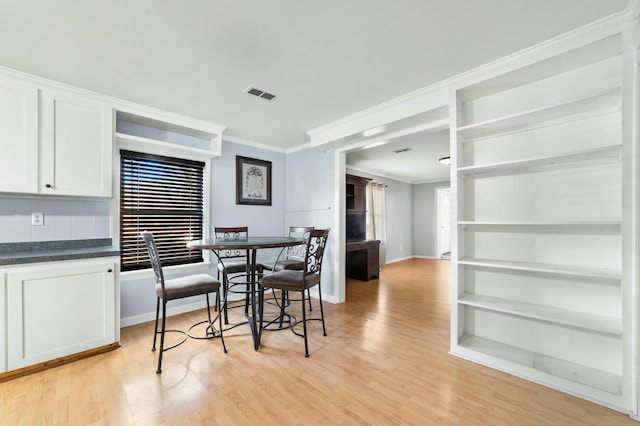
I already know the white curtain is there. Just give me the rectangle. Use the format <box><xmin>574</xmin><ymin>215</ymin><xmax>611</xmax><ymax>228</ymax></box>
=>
<box><xmin>366</xmin><ymin>181</ymin><xmax>386</xmax><ymax>266</ymax></box>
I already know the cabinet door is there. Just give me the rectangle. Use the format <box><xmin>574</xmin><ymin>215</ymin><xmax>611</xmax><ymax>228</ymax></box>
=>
<box><xmin>41</xmin><ymin>89</ymin><xmax>113</xmax><ymax>197</ymax></box>
<box><xmin>0</xmin><ymin>271</ymin><xmax>6</xmax><ymax>373</ymax></box>
<box><xmin>346</xmin><ymin>175</ymin><xmax>367</xmax><ymax>212</ymax></box>
<box><xmin>6</xmin><ymin>260</ymin><xmax>116</xmax><ymax>370</ymax></box>
<box><xmin>0</xmin><ymin>76</ymin><xmax>38</xmax><ymax>194</ymax></box>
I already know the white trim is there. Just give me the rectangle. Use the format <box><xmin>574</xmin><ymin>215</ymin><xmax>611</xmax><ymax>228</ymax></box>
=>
<box><xmin>414</xmin><ymin>178</ymin><xmax>451</xmax><ymax>185</ymax></box>
<box><xmin>113</xmin><ymin>135</ymin><xmax>213</xmax><ymax>276</ymax></box>
<box><xmin>223</xmin><ymin>134</ymin><xmax>314</xmax><ymax>155</ymax></box>
<box><xmin>117</xmin><ymin>133</ymin><xmax>219</xmax><ymax>160</ymax></box>
<box><xmin>412</xmin><ymin>255</ymin><xmax>442</xmax><ymax>260</ymax></box>
<box><xmin>0</xmin><ymin>65</ymin><xmax>226</xmax><ymax>137</ymax></box>
<box><xmin>346</xmin><ymin>165</ymin><xmax>413</xmax><ymax>185</ymax></box>
<box><xmin>628</xmin><ymin>0</ymin><xmax>640</xmax><ymax>19</ymax></box>
<box><xmin>308</xmin><ymin>85</ymin><xmax>449</xmax><ymax>147</ymax></box>
<box><xmin>384</xmin><ymin>255</ymin><xmax>415</xmax><ymax>264</ymax></box>
<box><xmin>435</xmin><ymin>186</ymin><xmax>452</xmax><ymax>260</ymax></box>
<box><xmin>307</xmin><ymin>10</ymin><xmax>632</xmax><ymax>149</ymax></box>
<box><xmin>223</xmin><ymin>134</ymin><xmax>288</xmax><ymax>153</ymax></box>
<box><xmin>333</xmin><ymin>151</ymin><xmax>346</xmax><ymax>304</ymax></box>
<box><xmin>286</xmin><ymin>141</ymin><xmax>314</xmax><ymax>154</ymax></box>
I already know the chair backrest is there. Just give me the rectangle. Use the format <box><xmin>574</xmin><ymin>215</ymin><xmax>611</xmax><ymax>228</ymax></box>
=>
<box><xmin>304</xmin><ymin>229</ymin><xmax>330</xmax><ymax>276</ymax></box>
<box><xmin>214</xmin><ymin>226</ymin><xmax>248</xmax><ymax>259</ymax></box>
<box><xmin>286</xmin><ymin>226</ymin><xmax>314</xmax><ymax>259</ymax></box>
<box><xmin>140</xmin><ymin>230</ymin><xmax>165</xmax><ymax>289</ymax></box>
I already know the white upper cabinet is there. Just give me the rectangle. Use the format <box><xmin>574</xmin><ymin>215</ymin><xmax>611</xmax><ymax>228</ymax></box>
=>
<box><xmin>41</xmin><ymin>89</ymin><xmax>113</xmax><ymax>197</ymax></box>
<box><xmin>0</xmin><ymin>75</ymin><xmax>114</xmax><ymax>198</ymax></box>
<box><xmin>0</xmin><ymin>75</ymin><xmax>38</xmax><ymax>194</ymax></box>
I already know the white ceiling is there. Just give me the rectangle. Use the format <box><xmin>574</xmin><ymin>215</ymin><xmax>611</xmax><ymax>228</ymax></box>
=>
<box><xmin>346</xmin><ymin>130</ymin><xmax>451</xmax><ymax>184</ymax></box>
<box><xmin>0</xmin><ymin>0</ymin><xmax>630</xmax><ymax>182</ymax></box>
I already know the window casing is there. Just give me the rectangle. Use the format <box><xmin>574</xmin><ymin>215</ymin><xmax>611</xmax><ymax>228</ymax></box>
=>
<box><xmin>120</xmin><ymin>150</ymin><xmax>204</xmax><ymax>271</ymax></box>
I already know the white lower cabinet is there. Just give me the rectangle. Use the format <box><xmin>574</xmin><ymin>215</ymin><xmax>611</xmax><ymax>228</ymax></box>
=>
<box><xmin>0</xmin><ymin>271</ymin><xmax>6</xmax><ymax>373</ymax></box>
<box><xmin>5</xmin><ymin>258</ymin><xmax>118</xmax><ymax>371</ymax></box>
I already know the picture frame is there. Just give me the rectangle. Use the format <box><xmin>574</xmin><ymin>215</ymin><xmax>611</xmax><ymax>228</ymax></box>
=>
<box><xmin>236</xmin><ymin>155</ymin><xmax>272</xmax><ymax>206</ymax></box>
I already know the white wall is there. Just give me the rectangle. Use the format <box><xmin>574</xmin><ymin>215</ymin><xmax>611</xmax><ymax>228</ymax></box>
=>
<box><xmin>211</xmin><ymin>141</ymin><xmax>287</xmax><ymax>236</ymax></box>
<box><xmin>287</xmin><ymin>147</ymin><xmax>336</xmax><ymax>298</ymax></box>
<box><xmin>0</xmin><ymin>197</ymin><xmax>110</xmax><ymax>243</ymax></box>
<box><xmin>413</xmin><ymin>180</ymin><xmax>449</xmax><ymax>258</ymax></box>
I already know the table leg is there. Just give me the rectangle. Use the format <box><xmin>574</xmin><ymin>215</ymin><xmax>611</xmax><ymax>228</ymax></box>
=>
<box><xmin>248</xmin><ymin>248</ymin><xmax>260</xmax><ymax>350</ymax></box>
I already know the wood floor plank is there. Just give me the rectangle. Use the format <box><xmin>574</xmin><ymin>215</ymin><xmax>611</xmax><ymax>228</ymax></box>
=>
<box><xmin>0</xmin><ymin>258</ymin><xmax>636</xmax><ymax>425</ymax></box>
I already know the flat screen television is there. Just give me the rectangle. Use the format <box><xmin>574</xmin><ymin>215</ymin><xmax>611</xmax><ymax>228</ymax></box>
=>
<box><xmin>346</xmin><ymin>213</ymin><xmax>366</xmax><ymax>241</ymax></box>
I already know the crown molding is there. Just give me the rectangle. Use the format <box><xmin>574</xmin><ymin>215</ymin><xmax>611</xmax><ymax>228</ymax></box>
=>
<box><xmin>0</xmin><ymin>64</ymin><xmax>227</xmax><ymax>138</ymax></box>
<box><xmin>627</xmin><ymin>0</ymin><xmax>640</xmax><ymax>18</ymax></box>
<box><xmin>307</xmin><ymin>8</ymin><xmax>635</xmax><ymax>148</ymax></box>
<box><xmin>222</xmin><ymin>135</ymin><xmax>288</xmax><ymax>154</ymax></box>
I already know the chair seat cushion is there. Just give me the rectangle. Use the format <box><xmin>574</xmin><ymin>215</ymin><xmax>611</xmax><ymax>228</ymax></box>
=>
<box><xmin>260</xmin><ymin>270</ymin><xmax>320</xmax><ymax>291</ymax></box>
<box><xmin>217</xmin><ymin>259</ymin><xmax>247</xmax><ymax>274</ymax></box>
<box><xmin>159</xmin><ymin>274</ymin><xmax>221</xmax><ymax>300</ymax></box>
<box><xmin>260</xmin><ymin>259</ymin><xmax>305</xmax><ymax>272</ymax></box>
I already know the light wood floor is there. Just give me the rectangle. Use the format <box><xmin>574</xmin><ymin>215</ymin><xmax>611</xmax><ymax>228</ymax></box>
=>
<box><xmin>0</xmin><ymin>258</ymin><xmax>636</xmax><ymax>425</ymax></box>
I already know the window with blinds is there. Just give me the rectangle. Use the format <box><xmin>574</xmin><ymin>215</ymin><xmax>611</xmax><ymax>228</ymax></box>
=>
<box><xmin>120</xmin><ymin>150</ymin><xmax>204</xmax><ymax>271</ymax></box>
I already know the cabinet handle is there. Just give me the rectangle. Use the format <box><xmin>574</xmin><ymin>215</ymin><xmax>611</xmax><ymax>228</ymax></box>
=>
<box><xmin>45</xmin><ymin>184</ymin><xmax>52</xmax><ymax>188</ymax></box>
<box><xmin>107</xmin><ymin>269</ymin><xmax>113</xmax><ymax>273</ymax></box>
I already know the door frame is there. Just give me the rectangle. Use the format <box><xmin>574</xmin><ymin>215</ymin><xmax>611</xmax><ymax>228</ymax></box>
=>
<box><xmin>435</xmin><ymin>186</ymin><xmax>451</xmax><ymax>259</ymax></box>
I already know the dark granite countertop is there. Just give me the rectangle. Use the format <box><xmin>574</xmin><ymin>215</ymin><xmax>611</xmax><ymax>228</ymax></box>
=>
<box><xmin>0</xmin><ymin>238</ymin><xmax>120</xmax><ymax>266</ymax></box>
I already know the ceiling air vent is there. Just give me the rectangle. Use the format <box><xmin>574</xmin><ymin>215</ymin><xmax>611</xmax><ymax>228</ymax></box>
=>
<box><xmin>392</xmin><ymin>147</ymin><xmax>413</xmax><ymax>154</ymax></box>
<box><xmin>244</xmin><ymin>86</ymin><xmax>276</xmax><ymax>100</ymax></box>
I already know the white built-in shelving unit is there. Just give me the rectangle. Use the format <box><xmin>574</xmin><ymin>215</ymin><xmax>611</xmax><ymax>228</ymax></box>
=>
<box><xmin>449</xmin><ymin>33</ymin><xmax>636</xmax><ymax>412</ymax></box>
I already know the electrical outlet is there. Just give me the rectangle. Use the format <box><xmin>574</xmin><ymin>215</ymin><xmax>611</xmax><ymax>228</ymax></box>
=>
<box><xmin>31</xmin><ymin>212</ymin><xmax>44</xmax><ymax>226</ymax></box>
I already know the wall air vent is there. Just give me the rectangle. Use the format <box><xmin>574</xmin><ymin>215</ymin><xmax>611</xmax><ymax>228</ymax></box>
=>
<box><xmin>392</xmin><ymin>147</ymin><xmax>413</xmax><ymax>154</ymax></box>
<box><xmin>244</xmin><ymin>86</ymin><xmax>276</xmax><ymax>100</ymax></box>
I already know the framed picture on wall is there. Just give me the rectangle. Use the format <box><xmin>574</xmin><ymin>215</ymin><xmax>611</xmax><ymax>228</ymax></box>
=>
<box><xmin>236</xmin><ymin>155</ymin><xmax>272</xmax><ymax>206</ymax></box>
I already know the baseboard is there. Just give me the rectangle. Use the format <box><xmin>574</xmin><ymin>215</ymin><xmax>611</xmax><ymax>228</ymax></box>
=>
<box><xmin>386</xmin><ymin>255</ymin><xmax>445</xmax><ymax>263</ymax></box>
<box><xmin>385</xmin><ymin>256</ymin><xmax>415</xmax><ymax>264</ymax></box>
<box><xmin>0</xmin><ymin>343</ymin><xmax>120</xmax><ymax>383</ymax></box>
<box><xmin>120</xmin><ymin>299</ymin><xmax>211</xmax><ymax>327</ymax></box>
<box><xmin>120</xmin><ymin>292</ymin><xmax>333</xmax><ymax>328</ymax></box>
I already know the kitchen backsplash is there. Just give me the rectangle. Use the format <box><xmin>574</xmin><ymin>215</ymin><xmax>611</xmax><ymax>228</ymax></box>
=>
<box><xmin>0</xmin><ymin>197</ymin><xmax>110</xmax><ymax>243</ymax></box>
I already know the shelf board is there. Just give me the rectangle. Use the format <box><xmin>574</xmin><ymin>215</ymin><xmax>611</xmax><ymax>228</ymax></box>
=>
<box><xmin>456</xmin><ymin>334</ymin><xmax>622</xmax><ymax>395</ymax></box>
<box><xmin>458</xmin><ymin>145</ymin><xmax>621</xmax><ymax>176</ymax></box>
<box><xmin>116</xmin><ymin>132</ymin><xmax>217</xmax><ymax>157</ymax></box>
<box><xmin>457</xmin><ymin>257</ymin><xmax>621</xmax><ymax>281</ymax></box>
<box><xmin>458</xmin><ymin>293</ymin><xmax>622</xmax><ymax>336</ymax></box>
<box><xmin>458</xmin><ymin>221</ymin><xmax>621</xmax><ymax>234</ymax></box>
<box><xmin>456</xmin><ymin>88</ymin><xmax>620</xmax><ymax>140</ymax></box>
<box><xmin>456</xmin><ymin>36</ymin><xmax>621</xmax><ymax>101</ymax></box>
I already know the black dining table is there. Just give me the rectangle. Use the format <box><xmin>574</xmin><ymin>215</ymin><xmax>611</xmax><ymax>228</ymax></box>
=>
<box><xmin>186</xmin><ymin>236</ymin><xmax>305</xmax><ymax>350</ymax></box>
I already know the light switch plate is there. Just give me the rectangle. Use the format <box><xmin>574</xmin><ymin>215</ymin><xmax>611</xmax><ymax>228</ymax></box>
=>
<box><xmin>31</xmin><ymin>212</ymin><xmax>44</xmax><ymax>226</ymax></box>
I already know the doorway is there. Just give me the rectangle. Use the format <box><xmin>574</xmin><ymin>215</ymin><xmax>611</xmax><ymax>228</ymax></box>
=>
<box><xmin>436</xmin><ymin>187</ymin><xmax>451</xmax><ymax>259</ymax></box>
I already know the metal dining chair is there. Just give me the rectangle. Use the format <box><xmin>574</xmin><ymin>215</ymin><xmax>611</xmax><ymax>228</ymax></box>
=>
<box><xmin>258</xmin><ymin>229</ymin><xmax>330</xmax><ymax>357</ymax></box>
<box><xmin>140</xmin><ymin>231</ymin><xmax>226</xmax><ymax>373</ymax></box>
<box><xmin>260</xmin><ymin>226</ymin><xmax>314</xmax><ymax>312</ymax></box>
<box><xmin>213</xmin><ymin>226</ymin><xmax>260</xmax><ymax>324</ymax></box>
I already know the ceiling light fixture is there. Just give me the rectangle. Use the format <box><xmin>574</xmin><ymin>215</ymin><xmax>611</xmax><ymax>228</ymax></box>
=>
<box><xmin>363</xmin><ymin>140</ymin><xmax>389</xmax><ymax>150</ymax></box>
<box><xmin>392</xmin><ymin>147</ymin><xmax>413</xmax><ymax>154</ymax></box>
<box><xmin>438</xmin><ymin>156</ymin><xmax>451</xmax><ymax>165</ymax></box>
<box><xmin>362</xmin><ymin>126</ymin><xmax>387</xmax><ymax>138</ymax></box>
